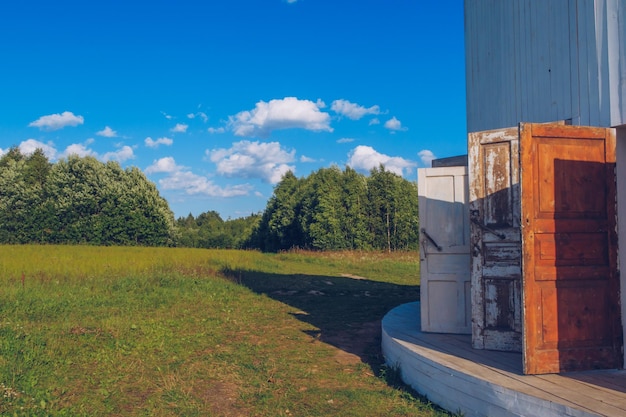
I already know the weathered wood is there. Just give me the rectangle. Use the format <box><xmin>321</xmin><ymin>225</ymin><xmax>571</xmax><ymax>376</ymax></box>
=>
<box><xmin>468</xmin><ymin>126</ymin><xmax>522</xmax><ymax>351</ymax></box>
<box><xmin>520</xmin><ymin>123</ymin><xmax>622</xmax><ymax>374</ymax></box>
<box><xmin>382</xmin><ymin>302</ymin><xmax>626</xmax><ymax>417</ymax></box>
<box><xmin>418</xmin><ymin>167</ymin><xmax>471</xmax><ymax>334</ymax></box>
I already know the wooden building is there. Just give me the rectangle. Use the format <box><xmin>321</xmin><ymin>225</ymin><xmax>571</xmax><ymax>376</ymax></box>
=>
<box><xmin>464</xmin><ymin>0</ymin><xmax>626</xmax><ymax>372</ymax></box>
<box><xmin>464</xmin><ymin>0</ymin><xmax>626</xmax><ymax>132</ymax></box>
<box><xmin>383</xmin><ymin>0</ymin><xmax>626</xmax><ymax>414</ymax></box>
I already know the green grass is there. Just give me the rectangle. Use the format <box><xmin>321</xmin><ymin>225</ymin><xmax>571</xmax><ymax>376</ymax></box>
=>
<box><xmin>0</xmin><ymin>245</ymin><xmax>451</xmax><ymax>416</ymax></box>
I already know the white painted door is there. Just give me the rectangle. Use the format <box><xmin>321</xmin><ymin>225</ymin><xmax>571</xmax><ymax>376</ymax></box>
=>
<box><xmin>418</xmin><ymin>166</ymin><xmax>471</xmax><ymax>334</ymax></box>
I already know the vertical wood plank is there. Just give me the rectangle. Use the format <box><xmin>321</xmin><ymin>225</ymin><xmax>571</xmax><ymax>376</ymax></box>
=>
<box><xmin>521</xmin><ymin>123</ymin><xmax>622</xmax><ymax>374</ymax></box>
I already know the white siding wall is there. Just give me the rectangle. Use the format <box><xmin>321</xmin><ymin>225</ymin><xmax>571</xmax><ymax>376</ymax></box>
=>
<box><xmin>465</xmin><ymin>0</ymin><xmax>626</xmax><ymax>133</ymax></box>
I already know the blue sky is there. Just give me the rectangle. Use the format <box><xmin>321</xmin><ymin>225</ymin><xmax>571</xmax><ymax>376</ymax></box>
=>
<box><xmin>0</xmin><ymin>0</ymin><xmax>467</xmax><ymax>219</ymax></box>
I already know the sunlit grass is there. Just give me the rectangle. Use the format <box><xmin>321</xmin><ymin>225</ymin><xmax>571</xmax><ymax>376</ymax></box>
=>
<box><xmin>0</xmin><ymin>245</ymin><xmax>450</xmax><ymax>416</ymax></box>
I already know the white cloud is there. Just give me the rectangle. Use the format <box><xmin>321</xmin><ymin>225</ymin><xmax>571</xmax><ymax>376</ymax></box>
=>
<box><xmin>28</xmin><ymin>111</ymin><xmax>84</xmax><ymax>131</ymax></box>
<box><xmin>208</xmin><ymin>127</ymin><xmax>225</xmax><ymax>134</ymax></box>
<box><xmin>96</xmin><ymin>126</ymin><xmax>117</xmax><ymax>137</ymax></box>
<box><xmin>146</xmin><ymin>156</ymin><xmax>252</xmax><ymax>197</ymax></box>
<box><xmin>18</xmin><ymin>138</ymin><xmax>133</xmax><ymax>164</ymax></box>
<box><xmin>62</xmin><ymin>143</ymin><xmax>97</xmax><ymax>158</ymax></box>
<box><xmin>229</xmin><ymin>97</ymin><xmax>332</xmax><ymax>138</ymax></box>
<box><xmin>337</xmin><ymin>137</ymin><xmax>355</xmax><ymax>144</ymax></box>
<box><xmin>384</xmin><ymin>116</ymin><xmax>407</xmax><ymax>132</ymax></box>
<box><xmin>161</xmin><ymin>111</ymin><xmax>173</xmax><ymax>120</ymax></box>
<box><xmin>102</xmin><ymin>145</ymin><xmax>134</xmax><ymax>163</ymax></box>
<box><xmin>145</xmin><ymin>137</ymin><xmax>173</xmax><ymax>148</ymax></box>
<box><xmin>170</xmin><ymin>123</ymin><xmax>188</xmax><ymax>133</ymax></box>
<box><xmin>187</xmin><ymin>112</ymin><xmax>208</xmax><ymax>122</ymax></box>
<box><xmin>146</xmin><ymin>157</ymin><xmax>184</xmax><ymax>174</ymax></box>
<box><xmin>369</xmin><ymin>118</ymin><xmax>380</xmax><ymax>125</ymax></box>
<box><xmin>331</xmin><ymin>99</ymin><xmax>380</xmax><ymax>120</ymax></box>
<box><xmin>19</xmin><ymin>139</ymin><xmax>58</xmax><ymax>159</ymax></box>
<box><xmin>300</xmin><ymin>155</ymin><xmax>316</xmax><ymax>163</ymax></box>
<box><xmin>418</xmin><ymin>149</ymin><xmax>436</xmax><ymax>166</ymax></box>
<box><xmin>207</xmin><ymin>140</ymin><xmax>296</xmax><ymax>184</ymax></box>
<box><xmin>160</xmin><ymin>171</ymin><xmax>252</xmax><ymax>197</ymax></box>
<box><xmin>347</xmin><ymin>145</ymin><xmax>415</xmax><ymax>176</ymax></box>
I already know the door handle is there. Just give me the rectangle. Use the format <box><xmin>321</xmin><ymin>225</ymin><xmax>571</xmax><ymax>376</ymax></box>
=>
<box><xmin>470</xmin><ymin>219</ymin><xmax>506</xmax><ymax>240</ymax></box>
<box><xmin>421</xmin><ymin>228</ymin><xmax>443</xmax><ymax>251</ymax></box>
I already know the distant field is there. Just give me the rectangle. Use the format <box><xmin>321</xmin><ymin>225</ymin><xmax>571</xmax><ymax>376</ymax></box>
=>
<box><xmin>0</xmin><ymin>245</ymin><xmax>452</xmax><ymax>416</ymax></box>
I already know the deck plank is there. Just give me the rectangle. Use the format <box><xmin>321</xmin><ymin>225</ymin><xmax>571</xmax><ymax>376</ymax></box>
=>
<box><xmin>382</xmin><ymin>302</ymin><xmax>626</xmax><ymax>417</ymax></box>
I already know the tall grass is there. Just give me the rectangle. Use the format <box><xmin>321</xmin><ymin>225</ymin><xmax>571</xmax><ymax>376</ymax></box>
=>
<box><xmin>0</xmin><ymin>245</ymin><xmax>449</xmax><ymax>416</ymax></box>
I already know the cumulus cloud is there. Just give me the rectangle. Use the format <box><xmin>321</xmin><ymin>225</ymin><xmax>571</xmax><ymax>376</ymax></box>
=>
<box><xmin>331</xmin><ymin>99</ymin><xmax>380</xmax><ymax>120</ymax></box>
<box><xmin>384</xmin><ymin>116</ymin><xmax>407</xmax><ymax>132</ymax></box>
<box><xmin>28</xmin><ymin>111</ymin><xmax>84</xmax><ymax>131</ymax></box>
<box><xmin>161</xmin><ymin>111</ymin><xmax>173</xmax><ymax>120</ymax></box>
<box><xmin>337</xmin><ymin>137</ymin><xmax>355</xmax><ymax>144</ymax></box>
<box><xmin>369</xmin><ymin>118</ymin><xmax>380</xmax><ymax>125</ymax></box>
<box><xmin>207</xmin><ymin>140</ymin><xmax>296</xmax><ymax>184</ymax></box>
<box><xmin>300</xmin><ymin>155</ymin><xmax>316</xmax><ymax>162</ymax></box>
<box><xmin>347</xmin><ymin>145</ymin><xmax>415</xmax><ymax>176</ymax></box>
<box><xmin>170</xmin><ymin>123</ymin><xmax>188</xmax><ymax>133</ymax></box>
<box><xmin>145</xmin><ymin>137</ymin><xmax>173</xmax><ymax>148</ymax></box>
<box><xmin>96</xmin><ymin>126</ymin><xmax>117</xmax><ymax>137</ymax></box>
<box><xmin>102</xmin><ymin>146</ymin><xmax>134</xmax><ymax>163</ymax></box>
<box><xmin>146</xmin><ymin>157</ymin><xmax>252</xmax><ymax>197</ymax></box>
<box><xmin>17</xmin><ymin>138</ymin><xmax>132</xmax><ymax>164</ymax></box>
<box><xmin>229</xmin><ymin>97</ymin><xmax>332</xmax><ymax>138</ymax></box>
<box><xmin>208</xmin><ymin>127</ymin><xmax>225</xmax><ymax>134</ymax></box>
<box><xmin>160</xmin><ymin>171</ymin><xmax>252</xmax><ymax>197</ymax></box>
<box><xmin>19</xmin><ymin>139</ymin><xmax>58</xmax><ymax>159</ymax></box>
<box><xmin>418</xmin><ymin>149</ymin><xmax>436</xmax><ymax>166</ymax></box>
<box><xmin>146</xmin><ymin>157</ymin><xmax>184</xmax><ymax>174</ymax></box>
<box><xmin>62</xmin><ymin>143</ymin><xmax>98</xmax><ymax>158</ymax></box>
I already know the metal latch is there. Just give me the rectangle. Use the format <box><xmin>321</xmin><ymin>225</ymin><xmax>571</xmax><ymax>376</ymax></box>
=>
<box><xmin>421</xmin><ymin>228</ymin><xmax>442</xmax><ymax>251</ymax></box>
<box><xmin>470</xmin><ymin>218</ymin><xmax>506</xmax><ymax>240</ymax></box>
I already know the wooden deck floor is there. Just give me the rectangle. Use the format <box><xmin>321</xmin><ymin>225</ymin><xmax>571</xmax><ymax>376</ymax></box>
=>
<box><xmin>381</xmin><ymin>302</ymin><xmax>626</xmax><ymax>417</ymax></box>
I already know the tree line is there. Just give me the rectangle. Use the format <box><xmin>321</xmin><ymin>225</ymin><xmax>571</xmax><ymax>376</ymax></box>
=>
<box><xmin>247</xmin><ymin>165</ymin><xmax>419</xmax><ymax>252</ymax></box>
<box><xmin>0</xmin><ymin>149</ymin><xmax>419</xmax><ymax>251</ymax></box>
<box><xmin>0</xmin><ymin>148</ymin><xmax>176</xmax><ymax>246</ymax></box>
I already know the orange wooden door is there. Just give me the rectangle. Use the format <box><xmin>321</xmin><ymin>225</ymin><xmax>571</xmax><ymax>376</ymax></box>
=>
<box><xmin>520</xmin><ymin>123</ymin><xmax>622</xmax><ymax>374</ymax></box>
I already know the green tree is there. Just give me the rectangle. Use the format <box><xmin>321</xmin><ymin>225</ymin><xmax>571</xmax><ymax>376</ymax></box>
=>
<box><xmin>299</xmin><ymin>167</ymin><xmax>346</xmax><ymax>250</ymax></box>
<box><xmin>24</xmin><ymin>148</ymin><xmax>51</xmax><ymax>188</ymax></box>
<box><xmin>341</xmin><ymin>166</ymin><xmax>372</xmax><ymax>249</ymax></box>
<box><xmin>249</xmin><ymin>165</ymin><xmax>419</xmax><ymax>252</ymax></box>
<box><xmin>366</xmin><ymin>165</ymin><xmax>419</xmax><ymax>251</ymax></box>
<box><xmin>0</xmin><ymin>152</ymin><xmax>177</xmax><ymax>246</ymax></box>
<box><xmin>0</xmin><ymin>147</ymin><xmax>24</xmax><ymax>168</ymax></box>
<box><xmin>251</xmin><ymin>171</ymin><xmax>303</xmax><ymax>251</ymax></box>
<box><xmin>0</xmin><ymin>155</ymin><xmax>35</xmax><ymax>243</ymax></box>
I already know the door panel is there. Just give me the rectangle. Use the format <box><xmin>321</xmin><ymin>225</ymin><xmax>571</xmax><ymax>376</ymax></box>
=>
<box><xmin>468</xmin><ymin>127</ymin><xmax>522</xmax><ymax>351</ymax></box>
<box><xmin>520</xmin><ymin>123</ymin><xmax>622</xmax><ymax>374</ymax></box>
<box><xmin>418</xmin><ymin>167</ymin><xmax>471</xmax><ymax>334</ymax></box>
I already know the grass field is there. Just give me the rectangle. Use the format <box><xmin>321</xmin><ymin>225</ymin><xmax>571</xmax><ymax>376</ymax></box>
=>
<box><xmin>0</xmin><ymin>245</ymin><xmax>452</xmax><ymax>416</ymax></box>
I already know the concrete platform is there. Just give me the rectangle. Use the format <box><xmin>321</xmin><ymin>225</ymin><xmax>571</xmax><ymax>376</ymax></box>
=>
<box><xmin>381</xmin><ymin>302</ymin><xmax>626</xmax><ymax>417</ymax></box>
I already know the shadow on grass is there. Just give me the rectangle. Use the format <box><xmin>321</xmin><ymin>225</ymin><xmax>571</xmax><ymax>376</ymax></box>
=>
<box><xmin>222</xmin><ymin>267</ymin><xmax>420</xmax><ymax>373</ymax></box>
